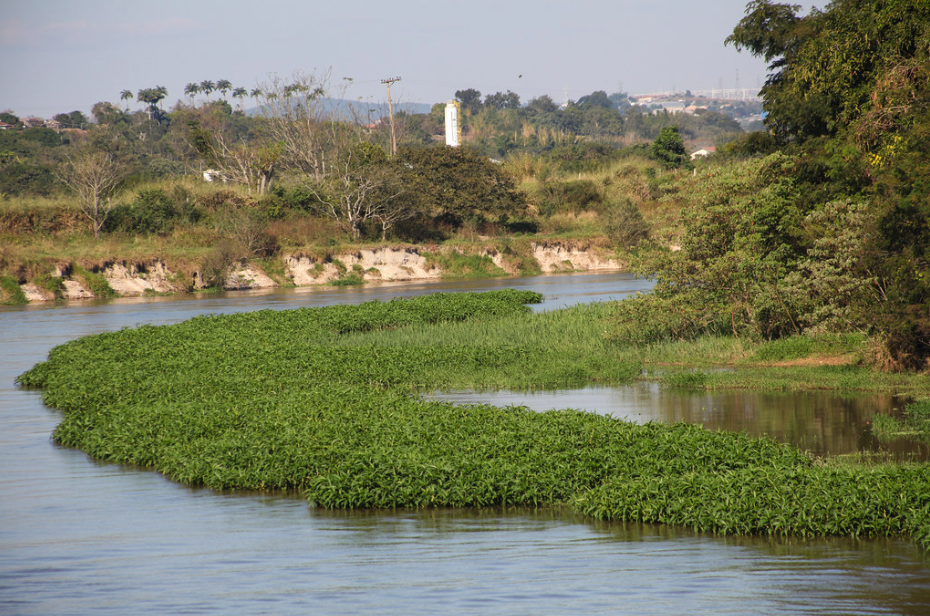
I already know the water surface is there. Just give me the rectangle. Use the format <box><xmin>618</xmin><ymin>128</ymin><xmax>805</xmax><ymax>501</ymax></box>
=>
<box><xmin>427</xmin><ymin>384</ymin><xmax>928</xmax><ymax>459</ymax></box>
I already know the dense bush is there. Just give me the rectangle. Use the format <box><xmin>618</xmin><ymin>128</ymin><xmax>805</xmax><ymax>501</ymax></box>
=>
<box><xmin>0</xmin><ymin>163</ymin><xmax>57</xmax><ymax>196</ymax></box>
<box><xmin>536</xmin><ymin>179</ymin><xmax>602</xmax><ymax>216</ymax></box>
<box><xmin>105</xmin><ymin>188</ymin><xmax>202</xmax><ymax>235</ymax></box>
<box><xmin>543</xmin><ymin>143</ymin><xmax>619</xmax><ymax>174</ymax></box>
<box><xmin>603</xmin><ymin>197</ymin><xmax>649</xmax><ymax>250</ymax></box>
<box><xmin>395</xmin><ymin>145</ymin><xmax>527</xmax><ymax>230</ymax></box>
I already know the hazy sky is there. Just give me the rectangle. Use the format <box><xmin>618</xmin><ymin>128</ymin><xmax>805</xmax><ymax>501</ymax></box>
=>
<box><xmin>0</xmin><ymin>0</ymin><xmax>820</xmax><ymax>118</ymax></box>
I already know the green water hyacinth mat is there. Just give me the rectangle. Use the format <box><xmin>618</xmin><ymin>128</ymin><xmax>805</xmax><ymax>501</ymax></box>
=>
<box><xmin>17</xmin><ymin>290</ymin><xmax>930</xmax><ymax>551</ymax></box>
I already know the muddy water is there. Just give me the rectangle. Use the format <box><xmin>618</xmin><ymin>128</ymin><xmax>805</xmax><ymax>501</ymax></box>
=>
<box><xmin>427</xmin><ymin>385</ymin><xmax>928</xmax><ymax>459</ymax></box>
<box><xmin>2</xmin><ymin>272</ymin><xmax>928</xmax><ymax>615</ymax></box>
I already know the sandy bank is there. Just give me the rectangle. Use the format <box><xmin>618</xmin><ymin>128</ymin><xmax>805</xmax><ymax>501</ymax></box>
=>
<box><xmin>17</xmin><ymin>242</ymin><xmax>623</xmax><ymax>302</ymax></box>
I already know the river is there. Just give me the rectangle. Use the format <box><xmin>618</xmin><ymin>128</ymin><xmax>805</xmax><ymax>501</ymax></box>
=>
<box><xmin>2</xmin><ymin>272</ymin><xmax>928</xmax><ymax>615</ymax></box>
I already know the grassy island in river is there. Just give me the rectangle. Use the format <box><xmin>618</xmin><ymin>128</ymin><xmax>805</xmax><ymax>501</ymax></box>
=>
<box><xmin>17</xmin><ymin>290</ymin><xmax>930</xmax><ymax>551</ymax></box>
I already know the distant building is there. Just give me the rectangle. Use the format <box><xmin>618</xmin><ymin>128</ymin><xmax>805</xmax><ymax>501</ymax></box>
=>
<box><xmin>203</xmin><ymin>169</ymin><xmax>226</xmax><ymax>183</ymax></box>
<box><xmin>444</xmin><ymin>101</ymin><xmax>460</xmax><ymax>147</ymax></box>
<box><xmin>690</xmin><ymin>147</ymin><xmax>716</xmax><ymax>160</ymax></box>
<box><xmin>0</xmin><ymin>121</ymin><xmax>13</xmax><ymax>130</ymax></box>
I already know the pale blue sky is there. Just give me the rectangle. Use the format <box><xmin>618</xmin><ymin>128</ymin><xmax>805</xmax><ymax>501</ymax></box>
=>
<box><xmin>0</xmin><ymin>0</ymin><xmax>820</xmax><ymax>118</ymax></box>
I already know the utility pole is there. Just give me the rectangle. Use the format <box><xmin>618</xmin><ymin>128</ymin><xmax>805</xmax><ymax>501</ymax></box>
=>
<box><xmin>381</xmin><ymin>77</ymin><xmax>401</xmax><ymax>155</ymax></box>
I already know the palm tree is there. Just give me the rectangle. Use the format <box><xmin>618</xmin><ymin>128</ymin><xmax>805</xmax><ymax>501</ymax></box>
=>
<box><xmin>155</xmin><ymin>85</ymin><xmax>168</xmax><ymax>111</ymax></box>
<box><xmin>137</xmin><ymin>87</ymin><xmax>167</xmax><ymax>121</ymax></box>
<box><xmin>120</xmin><ymin>89</ymin><xmax>133</xmax><ymax>111</ymax></box>
<box><xmin>200</xmin><ymin>80</ymin><xmax>215</xmax><ymax>101</ymax></box>
<box><xmin>216</xmin><ymin>79</ymin><xmax>233</xmax><ymax>100</ymax></box>
<box><xmin>232</xmin><ymin>87</ymin><xmax>247</xmax><ymax>111</ymax></box>
<box><xmin>184</xmin><ymin>82</ymin><xmax>201</xmax><ymax>106</ymax></box>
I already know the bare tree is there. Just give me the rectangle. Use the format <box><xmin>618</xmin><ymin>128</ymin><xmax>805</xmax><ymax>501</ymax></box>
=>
<box><xmin>253</xmin><ymin>70</ymin><xmax>362</xmax><ymax>180</ymax></box>
<box><xmin>189</xmin><ymin>125</ymin><xmax>279</xmax><ymax>195</ymax></box>
<box><xmin>57</xmin><ymin>151</ymin><xmax>126</xmax><ymax>238</ymax></box>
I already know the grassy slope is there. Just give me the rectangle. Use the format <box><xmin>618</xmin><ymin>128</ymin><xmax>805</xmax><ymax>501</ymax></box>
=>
<box><xmin>16</xmin><ymin>291</ymin><xmax>930</xmax><ymax>551</ymax></box>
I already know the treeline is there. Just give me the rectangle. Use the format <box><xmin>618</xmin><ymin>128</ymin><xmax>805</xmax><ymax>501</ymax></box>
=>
<box><xmin>620</xmin><ymin>0</ymin><xmax>930</xmax><ymax>369</ymax></box>
<box><xmin>0</xmin><ymin>66</ymin><xmax>735</xmax><ymax>251</ymax></box>
<box><xmin>403</xmin><ymin>88</ymin><xmax>745</xmax><ymax>158</ymax></box>
<box><xmin>0</xmin><ymin>81</ymin><xmax>744</xmax><ymax>198</ymax></box>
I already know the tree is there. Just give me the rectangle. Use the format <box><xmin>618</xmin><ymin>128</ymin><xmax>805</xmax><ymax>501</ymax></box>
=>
<box><xmin>0</xmin><ymin>111</ymin><xmax>19</xmax><ymax>125</ymax></box>
<box><xmin>216</xmin><ymin>79</ymin><xmax>233</xmax><ymax>100</ymax></box>
<box><xmin>455</xmin><ymin>88</ymin><xmax>483</xmax><ymax>114</ymax></box>
<box><xmin>484</xmin><ymin>90</ymin><xmax>521</xmax><ymax>110</ymax></box>
<box><xmin>394</xmin><ymin>145</ymin><xmax>525</xmax><ymax>229</ymax></box>
<box><xmin>307</xmin><ymin>142</ymin><xmax>406</xmax><ymax>239</ymax></box>
<box><xmin>155</xmin><ymin>85</ymin><xmax>168</xmax><ymax>110</ymax></box>
<box><xmin>609</xmin><ymin>91</ymin><xmax>632</xmax><ymax>112</ymax></box>
<box><xmin>581</xmin><ymin>106</ymin><xmax>623</xmax><ymax>138</ymax></box>
<box><xmin>120</xmin><ymin>89</ymin><xmax>133</xmax><ymax>111</ymax></box>
<box><xmin>652</xmin><ymin>126</ymin><xmax>689</xmax><ymax>169</ymax></box>
<box><xmin>726</xmin><ymin>0</ymin><xmax>930</xmax><ymax>368</ymax></box>
<box><xmin>57</xmin><ymin>150</ymin><xmax>127</xmax><ymax>238</ymax></box>
<box><xmin>577</xmin><ymin>90</ymin><xmax>613</xmax><ymax>110</ymax></box>
<box><xmin>52</xmin><ymin>110</ymin><xmax>88</xmax><ymax>129</ymax></box>
<box><xmin>200</xmin><ymin>80</ymin><xmax>215</xmax><ymax>100</ymax></box>
<box><xmin>252</xmin><ymin>70</ymin><xmax>359</xmax><ymax>180</ymax></box>
<box><xmin>188</xmin><ymin>122</ymin><xmax>279</xmax><ymax>195</ymax></box>
<box><xmin>137</xmin><ymin>87</ymin><xmax>167</xmax><ymax>121</ymax></box>
<box><xmin>91</xmin><ymin>102</ymin><xmax>128</xmax><ymax>126</ymax></box>
<box><xmin>726</xmin><ymin>0</ymin><xmax>930</xmax><ymax>143</ymax></box>
<box><xmin>527</xmin><ymin>95</ymin><xmax>558</xmax><ymax>114</ymax></box>
<box><xmin>184</xmin><ymin>82</ymin><xmax>201</xmax><ymax>105</ymax></box>
<box><xmin>232</xmin><ymin>87</ymin><xmax>248</xmax><ymax>111</ymax></box>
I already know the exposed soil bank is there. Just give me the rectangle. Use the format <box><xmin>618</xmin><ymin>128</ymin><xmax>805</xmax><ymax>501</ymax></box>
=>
<box><xmin>17</xmin><ymin>241</ymin><xmax>624</xmax><ymax>302</ymax></box>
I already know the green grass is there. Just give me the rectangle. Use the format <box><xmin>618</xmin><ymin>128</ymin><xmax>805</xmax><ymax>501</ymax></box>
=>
<box><xmin>0</xmin><ymin>275</ymin><xmax>28</xmax><ymax>304</ymax></box>
<box><xmin>424</xmin><ymin>250</ymin><xmax>508</xmax><ymax>279</ymax></box>
<box><xmin>330</xmin><ymin>273</ymin><xmax>366</xmax><ymax>286</ymax></box>
<box><xmin>72</xmin><ymin>265</ymin><xmax>117</xmax><ymax>298</ymax></box>
<box><xmin>871</xmin><ymin>400</ymin><xmax>930</xmax><ymax>442</ymax></box>
<box><xmin>16</xmin><ymin>290</ymin><xmax>930</xmax><ymax>552</ymax></box>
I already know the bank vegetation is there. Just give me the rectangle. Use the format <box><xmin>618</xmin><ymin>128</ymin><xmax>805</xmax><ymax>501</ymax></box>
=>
<box><xmin>17</xmin><ymin>291</ymin><xmax>930</xmax><ymax>551</ymax></box>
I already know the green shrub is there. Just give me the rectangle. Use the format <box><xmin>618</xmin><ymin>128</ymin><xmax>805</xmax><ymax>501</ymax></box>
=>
<box><xmin>331</xmin><ymin>273</ymin><xmax>366</xmax><ymax>286</ymax></box>
<box><xmin>753</xmin><ymin>336</ymin><xmax>815</xmax><ymax>361</ymax></box>
<box><xmin>537</xmin><ymin>179</ymin><xmax>603</xmax><ymax>217</ymax></box>
<box><xmin>604</xmin><ymin>197</ymin><xmax>649</xmax><ymax>249</ymax></box>
<box><xmin>106</xmin><ymin>188</ymin><xmax>202</xmax><ymax>235</ymax></box>
<box><xmin>72</xmin><ymin>266</ymin><xmax>117</xmax><ymax>298</ymax></box>
<box><xmin>0</xmin><ymin>163</ymin><xmax>57</xmax><ymax>196</ymax></box>
<box><xmin>0</xmin><ymin>275</ymin><xmax>28</xmax><ymax>304</ymax></box>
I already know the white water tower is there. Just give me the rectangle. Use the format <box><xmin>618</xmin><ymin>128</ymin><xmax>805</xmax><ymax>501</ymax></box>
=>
<box><xmin>444</xmin><ymin>101</ymin><xmax>461</xmax><ymax>147</ymax></box>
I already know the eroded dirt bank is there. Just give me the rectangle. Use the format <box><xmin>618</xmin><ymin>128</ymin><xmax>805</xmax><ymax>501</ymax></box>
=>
<box><xmin>18</xmin><ymin>242</ymin><xmax>624</xmax><ymax>302</ymax></box>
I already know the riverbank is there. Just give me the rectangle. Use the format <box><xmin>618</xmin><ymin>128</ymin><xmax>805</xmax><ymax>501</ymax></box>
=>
<box><xmin>5</xmin><ymin>239</ymin><xmax>624</xmax><ymax>303</ymax></box>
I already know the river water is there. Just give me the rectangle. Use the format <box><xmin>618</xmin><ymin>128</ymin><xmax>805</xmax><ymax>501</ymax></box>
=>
<box><xmin>2</xmin><ymin>272</ymin><xmax>928</xmax><ymax>615</ymax></box>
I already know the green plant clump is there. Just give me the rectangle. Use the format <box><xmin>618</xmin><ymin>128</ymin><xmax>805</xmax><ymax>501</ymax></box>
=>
<box><xmin>73</xmin><ymin>266</ymin><xmax>118</xmax><ymax>299</ymax></box>
<box><xmin>1</xmin><ymin>275</ymin><xmax>28</xmax><ymax>304</ymax></box>
<box><xmin>425</xmin><ymin>250</ymin><xmax>507</xmax><ymax>279</ymax></box>
<box><xmin>17</xmin><ymin>290</ymin><xmax>930</xmax><ymax>551</ymax></box>
<box><xmin>871</xmin><ymin>400</ymin><xmax>930</xmax><ymax>443</ymax></box>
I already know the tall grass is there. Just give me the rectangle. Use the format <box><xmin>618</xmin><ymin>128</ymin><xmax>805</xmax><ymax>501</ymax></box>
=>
<box><xmin>0</xmin><ymin>274</ymin><xmax>28</xmax><ymax>304</ymax></box>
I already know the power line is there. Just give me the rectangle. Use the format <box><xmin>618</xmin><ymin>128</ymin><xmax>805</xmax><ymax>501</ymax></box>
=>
<box><xmin>381</xmin><ymin>77</ymin><xmax>401</xmax><ymax>155</ymax></box>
